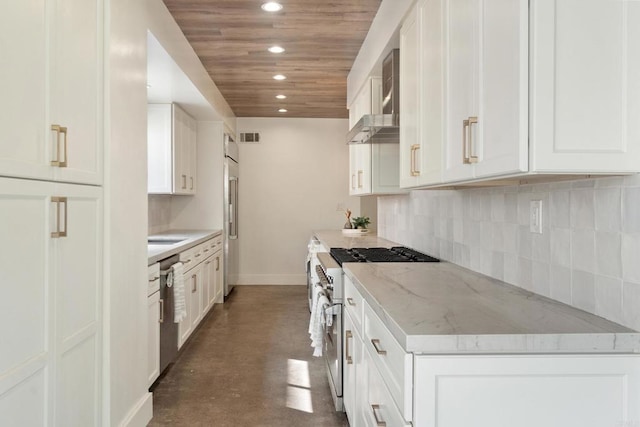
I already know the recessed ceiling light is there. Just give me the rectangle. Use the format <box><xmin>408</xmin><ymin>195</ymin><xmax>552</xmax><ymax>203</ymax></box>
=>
<box><xmin>261</xmin><ymin>2</ymin><xmax>283</xmax><ymax>12</ymax></box>
<box><xmin>278</xmin><ymin>108</ymin><xmax>288</xmax><ymax>113</ymax></box>
<box><xmin>268</xmin><ymin>45</ymin><xmax>285</xmax><ymax>54</ymax></box>
<box><xmin>276</xmin><ymin>94</ymin><xmax>287</xmax><ymax>99</ymax></box>
<box><xmin>273</xmin><ymin>74</ymin><xmax>287</xmax><ymax>81</ymax></box>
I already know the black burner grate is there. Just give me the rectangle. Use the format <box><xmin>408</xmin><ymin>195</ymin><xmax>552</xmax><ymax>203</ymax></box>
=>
<box><xmin>329</xmin><ymin>247</ymin><xmax>439</xmax><ymax>266</ymax></box>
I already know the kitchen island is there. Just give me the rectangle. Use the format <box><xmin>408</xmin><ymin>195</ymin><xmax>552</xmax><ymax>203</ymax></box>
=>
<box><xmin>342</xmin><ymin>261</ymin><xmax>640</xmax><ymax>427</ymax></box>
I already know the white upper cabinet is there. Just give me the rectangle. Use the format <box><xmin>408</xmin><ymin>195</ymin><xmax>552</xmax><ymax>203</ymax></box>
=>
<box><xmin>0</xmin><ymin>0</ymin><xmax>103</xmax><ymax>185</ymax></box>
<box><xmin>530</xmin><ymin>0</ymin><xmax>640</xmax><ymax>173</ymax></box>
<box><xmin>443</xmin><ymin>0</ymin><xmax>528</xmax><ymax>183</ymax></box>
<box><xmin>148</xmin><ymin>103</ymin><xmax>197</xmax><ymax>195</ymax></box>
<box><xmin>399</xmin><ymin>0</ymin><xmax>445</xmax><ymax>188</ymax></box>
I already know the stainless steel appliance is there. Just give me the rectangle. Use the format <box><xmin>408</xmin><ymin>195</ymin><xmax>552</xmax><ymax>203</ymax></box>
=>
<box><xmin>306</xmin><ymin>236</ymin><xmax>328</xmax><ymax>311</ymax></box>
<box><xmin>315</xmin><ymin>246</ymin><xmax>439</xmax><ymax>411</ymax></box>
<box><xmin>158</xmin><ymin>255</ymin><xmax>180</xmax><ymax>377</ymax></box>
<box><xmin>223</xmin><ymin>134</ymin><xmax>239</xmax><ymax>298</ymax></box>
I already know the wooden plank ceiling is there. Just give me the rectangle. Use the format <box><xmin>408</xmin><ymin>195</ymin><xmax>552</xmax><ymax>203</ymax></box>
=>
<box><xmin>162</xmin><ymin>0</ymin><xmax>382</xmax><ymax>118</ymax></box>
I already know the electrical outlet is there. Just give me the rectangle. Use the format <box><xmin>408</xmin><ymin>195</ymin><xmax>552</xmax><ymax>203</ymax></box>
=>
<box><xmin>530</xmin><ymin>200</ymin><xmax>543</xmax><ymax>234</ymax></box>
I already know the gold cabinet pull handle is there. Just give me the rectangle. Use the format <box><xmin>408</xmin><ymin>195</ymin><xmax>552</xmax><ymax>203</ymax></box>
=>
<box><xmin>159</xmin><ymin>299</ymin><xmax>164</xmax><ymax>323</ymax></box>
<box><xmin>182</xmin><ymin>174</ymin><xmax>187</xmax><ymax>189</ymax></box>
<box><xmin>216</xmin><ymin>257</ymin><xmax>220</xmax><ymax>271</ymax></box>
<box><xmin>345</xmin><ymin>330</ymin><xmax>353</xmax><ymax>364</ymax></box>
<box><xmin>192</xmin><ymin>275</ymin><xmax>197</xmax><ymax>293</ymax></box>
<box><xmin>347</xmin><ymin>297</ymin><xmax>355</xmax><ymax>306</ymax></box>
<box><xmin>357</xmin><ymin>170</ymin><xmax>363</xmax><ymax>188</ymax></box>
<box><xmin>51</xmin><ymin>125</ymin><xmax>68</xmax><ymax>167</ymax></box>
<box><xmin>371</xmin><ymin>404</ymin><xmax>386</xmax><ymax>426</ymax></box>
<box><xmin>351</xmin><ymin>174</ymin><xmax>356</xmax><ymax>190</ymax></box>
<box><xmin>468</xmin><ymin>116</ymin><xmax>478</xmax><ymax>163</ymax></box>
<box><xmin>410</xmin><ymin>144</ymin><xmax>420</xmax><ymax>176</ymax></box>
<box><xmin>190</xmin><ymin>177</ymin><xmax>194</xmax><ymax>190</ymax></box>
<box><xmin>51</xmin><ymin>196</ymin><xmax>68</xmax><ymax>238</ymax></box>
<box><xmin>371</xmin><ymin>338</ymin><xmax>386</xmax><ymax>355</ymax></box>
<box><xmin>462</xmin><ymin>119</ymin><xmax>470</xmax><ymax>164</ymax></box>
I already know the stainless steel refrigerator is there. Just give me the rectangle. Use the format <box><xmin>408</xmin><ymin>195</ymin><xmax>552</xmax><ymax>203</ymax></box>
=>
<box><xmin>223</xmin><ymin>134</ymin><xmax>239</xmax><ymax>298</ymax></box>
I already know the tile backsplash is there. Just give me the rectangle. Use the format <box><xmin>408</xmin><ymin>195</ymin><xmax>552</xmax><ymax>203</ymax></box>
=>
<box><xmin>378</xmin><ymin>175</ymin><xmax>640</xmax><ymax>331</ymax></box>
<box><xmin>148</xmin><ymin>195</ymin><xmax>172</xmax><ymax>234</ymax></box>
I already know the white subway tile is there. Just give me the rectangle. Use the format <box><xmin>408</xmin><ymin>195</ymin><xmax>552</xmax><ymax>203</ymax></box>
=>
<box><xmin>622</xmin><ymin>233</ymin><xmax>640</xmax><ymax>283</ymax></box>
<box><xmin>623</xmin><ymin>173</ymin><xmax>640</xmax><ymax>187</ymax></box>
<box><xmin>572</xmin><ymin>270</ymin><xmax>596</xmax><ymax>313</ymax></box>
<box><xmin>491</xmin><ymin>193</ymin><xmax>505</xmax><ymax>222</ymax></box>
<box><xmin>622</xmin><ymin>281</ymin><xmax>640</xmax><ymax>331</ymax></box>
<box><xmin>532</xmin><ymin>229</ymin><xmax>550</xmax><ymax>263</ymax></box>
<box><xmin>492</xmin><ymin>223</ymin><xmax>504</xmax><ymax>251</ymax></box>
<box><xmin>595</xmin><ymin>231</ymin><xmax>622</xmax><ymax>278</ymax></box>
<box><xmin>503</xmin><ymin>253</ymin><xmax>518</xmax><ymax>285</ymax></box>
<box><xmin>504</xmin><ymin>193</ymin><xmax>518</xmax><ymax>223</ymax></box>
<box><xmin>550</xmin><ymin>190</ymin><xmax>570</xmax><ymax>228</ymax></box>
<box><xmin>517</xmin><ymin>192</ymin><xmax>532</xmax><ymax>225</ymax></box>
<box><xmin>532</xmin><ymin>261</ymin><xmax>551</xmax><ymax>297</ymax></box>
<box><xmin>622</xmin><ymin>187</ymin><xmax>640</xmax><ymax>233</ymax></box>
<box><xmin>570</xmin><ymin>188</ymin><xmax>595</xmax><ymax>229</ymax></box>
<box><xmin>595</xmin><ymin>188</ymin><xmax>621</xmax><ymax>232</ymax></box>
<box><xmin>550</xmin><ymin>265</ymin><xmax>572</xmax><ymax>305</ymax></box>
<box><xmin>595</xmin><ymin>176</ymin><xmax>624</xmax><ymax>188</ymax></box>
<box><xmin>550</xmin><ymin>227</ymin><xmax>571</xmax><ymax>268</ymax></box>
<box><xmin>571</xmin><ymin>179</ymin><xmax>596</xmax><ymax>189</ymax></box>
<box><xmin>571</xmin><ymin>229</ymin><xmax>596</xmax><ymax>273</ymax></box>
<box><xmin>481</xmin><ymin>221</ymin><xmax>493</xmax><ymax>251</ymax></box>
<box><xmin>503</xmin><ymin>222</ymin><xmax>518</xmax><ymax>254</ymax></box>
<box><xmin>492</xmin><ymin>251</ymin><xmax>505</xmax><ymax>281</ymax></box>
<box><xmin>594</xmin><ymin>275</ymin><xmax>623</xmax><ymax>325</ymax></box>
<box><xmin>518</xmin><ymin>225</ymin><xmax>532</xmax><ymax>259</ymax></box>
<box><xmin>517</xmin><ymin>257</ymin><xmax>533</xmax><ymax>291</ymax></box>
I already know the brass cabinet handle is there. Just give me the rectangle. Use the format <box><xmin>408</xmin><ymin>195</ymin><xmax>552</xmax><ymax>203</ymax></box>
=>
<box><xmin>50</xmin><ymin>196</ymin><xmax>68</xmax><ymax>238</ymax></box>
<box><xmin>468</xmin><ymin>116</ymin><xmax>478</xmax><ymax>163</ymax></box>
<box><xmin>190</xmin><ymin>177</ymin><xmax>194</xmax><ymax>190</ymax></box>
<box><xmin>371</xmin><ymin>404</ymin><xmax>386</xmax><ymax>426</ymax></box>
<box><xmin>50</xmin><ymin>124</ymin><xmax>68</xmax><ymax>167</ymax></box>
<box><xmin>216</xmin><ymin>257</ymin><xmax>220</xmax><ymax>271</ymax></box>
<box><xmin>195</xmin><ymin>253</ymin><xmax>201</xmax><ymax>258</ymax></box>
<box><xmin>159</xmin><ymin>298</ymin><xmax>164</xmax><ymax>323</ymax></box>
<box><xmin>347</xmin><ymin>297</ymin><xmax>355</xmax><ymax>306</ymax></box>
<box><xmin>182</xmin><ymin>174</ymin><xmax>187</xmax><ymax>189</ymax></box>
<box><xmin>462</xmin><ymin>119</ymin><xmax>470</xmax><ymax>164</ymax></box>
<box><xmin>149</xmin><ymin>276</ymin><xmax>160</xmax><ymax>282</ymax></box>
<box><xmin>205</xmin><ymin>261</ymin><xmax>211</xmax><ymax>265</ymax></box>
<box><xmin>345</xmin><ymin>330</ymin><xmax>353</xmax><ymax>364</ymax></box>
<box><xmin>410</xmin><ymin>144</ymin><xmax>420</xmax><ymax>176</ymax></box>
<box><xmin>357</xmin><ymin>170</ymin><xmax>363</xmax><ymax>188</ymax></box>
<box><xmin>192</xmin><ymin>275</ymin><xmax>197</xmax><ymax>293</ymax></box>
<box><xmin>371</xmin><ymin>339</ymin><xmax>386</xmax><ymax>355</ymax></box>
<box><xmin>183</xmin><ymin>259</ymin><xmax>192</xmax><ymax>265</ymax></box>
<box><xmin>351</xmin><ymin>174</ymin><xmax>356</xmax><ymax>190</ymax></box>
<box><xmin>204</xmin><ymin>248</ymin><xmax>210</xmax><ymax>253</ymax></box>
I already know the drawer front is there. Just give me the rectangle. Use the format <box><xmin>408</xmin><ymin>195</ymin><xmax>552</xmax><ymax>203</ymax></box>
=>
<box><xmin>147</xmin><ymin>263</ymin><xmax>160</xmax><ymax>296</ymax></box>
<box><xmin>179</xmin><ymin>247</ymin><xmax>195</xmax><ymax>270</ymax></box>
<box><xmin>363</xmin><ymin>302</ymin><xmax>413</xmax><ymax>421</ymax></box>
<box><xmin>360</xmin><ymin>346</ymin><xmax>411</xmax><ymax>427</ymax></box>
<box><xmin>344</xmin><ymin>275</ymin><xmax>363</xmax><ymax>335</ymax></box>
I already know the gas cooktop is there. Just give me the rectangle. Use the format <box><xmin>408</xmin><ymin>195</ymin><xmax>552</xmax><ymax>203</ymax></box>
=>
<box><xmin>329</xmin><ymin>247</ymin><xmax>439</xmax><ymax>266</ymax></box>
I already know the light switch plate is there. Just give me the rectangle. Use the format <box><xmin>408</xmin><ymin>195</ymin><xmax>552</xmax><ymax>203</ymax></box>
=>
<box><xmin>530</xmin><ymin>200</ymin><xmax>543</xmax><ymax>234</ymax></box>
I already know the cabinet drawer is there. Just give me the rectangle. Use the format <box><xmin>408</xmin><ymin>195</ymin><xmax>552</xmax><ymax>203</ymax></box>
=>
<box><xmin>361</xmin><ymin>346</ymin><xmax>411</xmax><ymax>427</ymax></box>
<box><xmin>147</xmin><ymin>263</ymin><xmax>160</xmax><ymax>296</ymax></box>
<box><xmin>202</xmin><ymin>238</ymin><xmax>215</xmax><ymax>256</ymax></box>
<box><xmin>179</xmin><ymin>247</ymin><xmax>195</xmax><ymax>270</ymax></box>
<box><xmin>363</xmin><ymin>302</ymin><xmax>413</xmax><ymax>421</ymax></box>
<box><xmin>344</xmin><ymin>275</ymin><xmax>363</xmax><ymax>335</ymax></box>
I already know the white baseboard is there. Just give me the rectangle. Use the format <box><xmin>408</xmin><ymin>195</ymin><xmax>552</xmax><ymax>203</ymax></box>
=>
<box><xmin>235</xmin><ymin>274</ymin><xmax>306</xmax><ymax>285</ymax></box>
<box><xmin>119</xmin><ymin>392</ymin><xmax>153</xmax><ymax>427</ymax></box>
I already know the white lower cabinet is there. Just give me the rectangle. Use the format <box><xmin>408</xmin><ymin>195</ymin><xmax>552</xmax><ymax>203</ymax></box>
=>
<box><xmin>414</xmin><ymin>355</ymin><xmax>640</xmax><ymax>427</ymax></box>
<box><xmin>343</xmin><ymin>309</ymin><xmax>361</xmax><ymax>425</ymax></box>
<box><xmin>147</xmin><ymin>263</ymin><xmax>160</xmax><ymax>388</ymax></box>
<box><xmin>0</xmin><ymin>177</ymin><xmax>102</xmax><ymax>426</ymax></box>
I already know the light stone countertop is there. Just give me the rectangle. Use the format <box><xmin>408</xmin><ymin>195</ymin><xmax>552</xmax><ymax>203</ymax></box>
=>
<box><xmin>344</xmin><ymin>262</ymin><xmax>640</xmax><ymax>354</ymax></box>
<box><xmin>313</xmin><ymin>229</ymin><xmax>397</xmax><ymax>249</ymax></box>
<box><xmin>148</xmin><ymin>229</ymin><xmax>222</xmax><ymax>265</ymax></box>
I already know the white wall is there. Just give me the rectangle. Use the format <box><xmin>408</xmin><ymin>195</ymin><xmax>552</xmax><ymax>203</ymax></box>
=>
<box><xmin>378</xmin><ymin>175</ymin><xmax>640</xmax><ymax>331</ymax></box>
<box><xmin>236</xmin><ymin>117</ymin><xmax>360</xmax><ymax>285</ymax></box>
<box><xmin>105</xmin><ymin>0</ymin><xmax>151</xmax><ymax>425</ymax></box>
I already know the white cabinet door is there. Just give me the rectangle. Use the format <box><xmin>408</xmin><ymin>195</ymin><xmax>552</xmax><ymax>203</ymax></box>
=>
<box><xmin>0</xmin><ymin>0</ymin><xmax>103</xmax><ymax>185</ymax></box>
<box><xmin>203</xmin><ymin>255</ymin><xmax>214</xmax><ymax>313</ymax></box>
<box><xmin>188</xmin><ymin>116</ymin><xmax>197</xmax><ymax>194</ymax></box>
<box><xmin>50</xmin><ymin>0</ymin><xmax>103</xmax><ymax>185</ymax></box>
<box><xmin>178</xmin><ymin>271</ymin><xmax>193</xmax><ymax>348</ymax></box>
<box><xmin>343</xmin><ymin>309</ymin><xmax>362</xmax><ymax>426</ymax></box>
<box><xmin>530</xmin><ymin>0</ymin><xmax>640</xmax><ymax>173</ymax></box>
<box><xmin>147</xmin><ymin>104</ymin><xmax>173</xmax><ymax>193</ymax></box>
<box><xmin>400</xmin><ymin>0</ymin><xmax>444</xmax><ymax>189</ymax></box>
<box><xmin>213</xmin><ymin>251</ymin><xmax>224</xmax><ymax>304</ymax></box>
<box><xmin>173</xmin><ymin>105</ymin><xmax>189</xmax><ymax>195</ymax></box>
<box><xmin>0</xmin><ymin>177</ymin><xmax>102</xmax><ymax>426</ymax></box>
<box><xmin>443</xmin><ymin>0</ymin><xmax>528</xmax><ymax>183</ymax></box>
<box><xmin>147</xmin><ymin>291</ymin><xmax>160</xmax><ymax>388</ymax></box>
<box><xmin>188</xmin><ymin>263</ymin><xmax>204</xmax><ymax>331</ymax></box>
<box><xmin>414</xmin><ymin>355</ymin><xmax>640</xmax><ymax>427</ymax></box>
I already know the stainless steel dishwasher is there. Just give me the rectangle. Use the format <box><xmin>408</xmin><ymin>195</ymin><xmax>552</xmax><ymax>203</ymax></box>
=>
<box><xmin>158</xmin><ymin>255</ymin><xmax>180</xmax><ymax>377</ymax></box>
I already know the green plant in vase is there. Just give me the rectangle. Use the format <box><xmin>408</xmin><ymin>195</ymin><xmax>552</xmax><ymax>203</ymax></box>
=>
<box><xmin>351</xmin><ymin>216</ymin><xmax>371</xmax><ymax>229</ymax></box>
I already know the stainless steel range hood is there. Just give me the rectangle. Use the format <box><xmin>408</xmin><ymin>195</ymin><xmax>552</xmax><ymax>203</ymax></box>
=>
<box><xmin>347</xmin><ymin>49</ymin><xmax>399</xmax><ymax>145</ymax></box>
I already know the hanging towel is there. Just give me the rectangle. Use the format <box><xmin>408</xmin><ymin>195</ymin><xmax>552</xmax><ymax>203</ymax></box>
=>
<box><xmin>309</xmin><ymin>291</ymin><xmax>330</xmax><ymax>357</ymax></box>
<box><xmin>167</xmin><ymin>262</ymin><xmax>187</xmax><ymax>323</ymax></box>
<box><xmin>311</xmin><ymin>283</ymin><xmax>323</xmax><ymax>313</ymax></box>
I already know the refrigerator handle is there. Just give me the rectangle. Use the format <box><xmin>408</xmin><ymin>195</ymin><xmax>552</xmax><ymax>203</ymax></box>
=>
<box><xmin>229</xmin><ymin>177</ymin><xmax>238</xmax><ymax>240</ymax></box>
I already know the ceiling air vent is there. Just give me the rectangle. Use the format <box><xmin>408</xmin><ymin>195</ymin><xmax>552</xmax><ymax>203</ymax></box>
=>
<box><xmin>239</xmin><ymin>132</ymin><xmax>260</xmax><ymax>143</ymax></box>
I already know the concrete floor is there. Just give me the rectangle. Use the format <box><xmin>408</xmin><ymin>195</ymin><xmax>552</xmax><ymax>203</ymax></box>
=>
<box><xmin>149</xmin><ymin>285</ymin><xmax>349</xmax><ymax>426</ymax></box>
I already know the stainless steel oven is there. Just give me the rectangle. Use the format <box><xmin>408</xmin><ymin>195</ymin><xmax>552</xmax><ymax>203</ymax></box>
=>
<box><xmin>316</xmin><ymin>253</ymin><xmax>344</xmax><ymax>411</ymax></box>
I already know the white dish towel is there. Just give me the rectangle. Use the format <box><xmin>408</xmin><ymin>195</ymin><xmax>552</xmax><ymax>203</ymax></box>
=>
<box><xmin>309</xmin><ymin>289</ymin><xmax>329</xmax><ymax>357</ymax></box>
<box><xmin>167</xmin><ymin>262</ymin><xmax>187</xmax><ymax>323</ymax></box>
